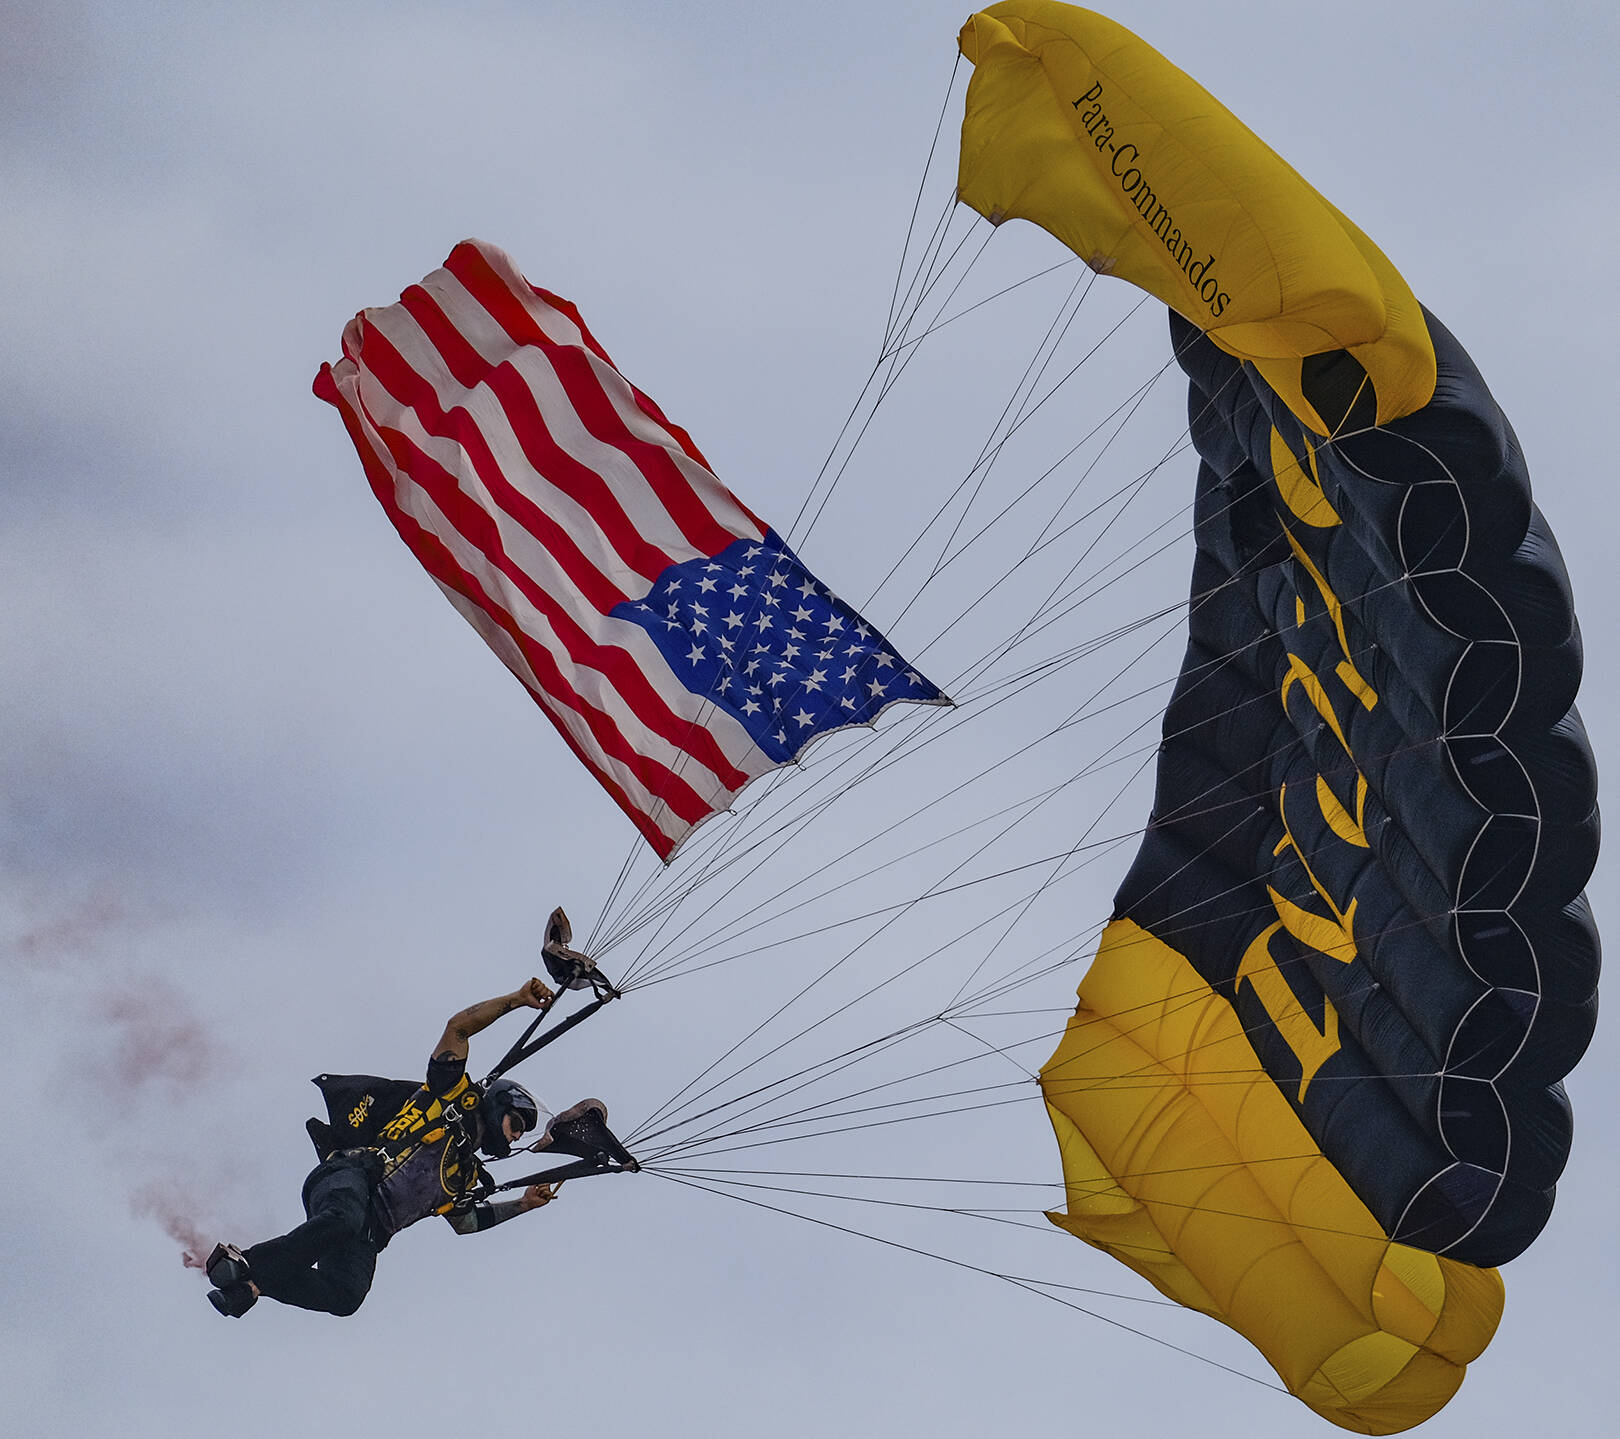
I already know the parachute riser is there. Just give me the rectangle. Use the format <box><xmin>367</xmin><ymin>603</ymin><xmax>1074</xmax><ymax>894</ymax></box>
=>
<box><xmin>487</xmin><ymin>1156</ymin><xmax>639</xmax><ymax>1193</ymax></box>
<box><xmin>483</xmin><ymin>992</ymin><xmax>616</xmax><ymax>1086</ymax></box>
<box><xmin>470</xmin><ymin>1096</ymin><xmax>642</xmax><ymax>1199</ymax></box>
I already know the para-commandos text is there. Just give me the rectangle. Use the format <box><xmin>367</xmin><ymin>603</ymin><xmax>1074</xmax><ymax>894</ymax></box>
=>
<box><xmin>1072</xmin><ymin>81</ymin><xmax>1233</xmax><ymax>319</ymax></box>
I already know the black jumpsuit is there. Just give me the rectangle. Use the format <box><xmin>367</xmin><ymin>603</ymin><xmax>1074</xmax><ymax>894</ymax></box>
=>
<box><xmin>245</xmin><ymin>1055</ymin><xmax>484</xmax><ymax>1316</ymax></box>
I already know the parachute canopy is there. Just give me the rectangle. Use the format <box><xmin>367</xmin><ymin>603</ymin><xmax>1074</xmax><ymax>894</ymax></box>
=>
<box><xmin>958</xmin><ymin>4</ymin><xmax>1599</xmax><ymax>1432</ymax></box>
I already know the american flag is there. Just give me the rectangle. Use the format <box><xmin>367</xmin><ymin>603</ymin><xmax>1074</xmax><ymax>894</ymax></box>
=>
<box><xmin>315</xmin><ymin>239</ymin><xmax>946</xmax><ymax>859</ymax></box>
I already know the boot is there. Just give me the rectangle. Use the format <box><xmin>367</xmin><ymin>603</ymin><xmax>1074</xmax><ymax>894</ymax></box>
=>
<box><xmin>205</xmin><ymin>1242</ymin><xmax>251</xmax><ymax>1289</ymax></box>
<box><xmin>207</xmin><ymin>1281</ymin><xmax>257</xmax><ymax>1317</ymax></box>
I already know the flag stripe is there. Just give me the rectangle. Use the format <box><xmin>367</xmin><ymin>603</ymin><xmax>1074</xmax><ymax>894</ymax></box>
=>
<box><xmin>430</xmin><ymin>580</ymin><xmax>688</xmax><ymax>855</ymax></box>
<box><xmin>362</xmin><ymin>296</ymin><xmax>729</xmax><ymax>581</ymax></box>
<box><xmin>352</xmin><ymin>350</ymin><xmax>646</xmax><ymax>621</ymax></box>
<box><xmin>528</xmin><ymin>283</ymin><xmax>718</xmax><ymax>475</ymax></box>
<box><xmin>405</xmin><ymin>262</ymin><xmax>680</xmax><ymax>522</ymax></box>
<box><xmin>551</xmin><ymin>345</ymin><xmax>756</xmax><ymax>556</ymax></box>
<box><xmin>338</xmin><ymin>324</ymin><xmax>768</xmax><ymax>779</ymax></box>
<box><xmin>335</xmin><ymin>362</ymin><xmax>761</xmax><ymax>793</ymax></box>
<box><xmin>434</xmin><ymin>247</ymin><xmax>763</xmax><ymax>552</ymax></box>
<box><xmin>318</xmin><ymin>361</ymin><xmax>747</xmax><ymax>844</ymax></box>
<box><xmin>354</xmin><ymin>315</ymin><xmax>664</xmax><ymax>602</ymax></box>
<box><xmin>444</xmin><ymin>241</ymin><xmax>726</xmax><ymax>482</ymax></box>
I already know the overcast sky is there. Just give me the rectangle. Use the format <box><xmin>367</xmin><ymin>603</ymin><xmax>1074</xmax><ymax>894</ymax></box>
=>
<box><xmin>4</xmin><ymin>3</ymin><xmax>1616</xmax><ymax>1437</ymax></box>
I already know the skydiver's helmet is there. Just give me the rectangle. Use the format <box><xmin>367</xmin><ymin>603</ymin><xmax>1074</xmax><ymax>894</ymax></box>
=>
<box><xmin>477</xmin><ymin>1078</ymin><xmax>543</xmax><ymax>1159</ymax></box>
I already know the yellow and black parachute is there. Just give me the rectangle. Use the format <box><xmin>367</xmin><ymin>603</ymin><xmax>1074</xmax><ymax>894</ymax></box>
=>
<box><xmin>957</xmin><ymin>4</ymin><xmax>1599</xmax><ymax>1431</ymax></box>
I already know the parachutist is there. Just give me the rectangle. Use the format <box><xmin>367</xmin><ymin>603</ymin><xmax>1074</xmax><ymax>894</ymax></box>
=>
<box><xmin>204</xmin><ymin>974</ymin><xmax>632</xmax><ymax>1319</ymax></box>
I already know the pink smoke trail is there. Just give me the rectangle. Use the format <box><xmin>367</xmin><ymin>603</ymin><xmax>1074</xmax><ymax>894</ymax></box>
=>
<box><xmin>5</xmin><ymin>888</ymin><xmax>129</xmax><ymax>969</ymax></box>
<box><xmin>97</xmin><ymin>980</ymin><xmax>221</xmax><ymax>1092</ymax></box>
<box><xmin>131</xmin><ymin>1178</ymin><xmax>217</xmax><ymax>1269</ymax></box>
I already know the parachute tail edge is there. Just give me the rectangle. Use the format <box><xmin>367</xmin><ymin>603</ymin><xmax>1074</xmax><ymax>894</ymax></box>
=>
<box><xmin>1040</xmin><ymin>919</ymin><xmax>1503</xmax><ymax>1435</ymax></box>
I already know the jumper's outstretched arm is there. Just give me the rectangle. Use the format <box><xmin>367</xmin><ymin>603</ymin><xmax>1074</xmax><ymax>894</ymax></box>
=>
<box><xmin>434</xmin><ymin>979</ymin><xmax>556</xmax><ymax>1064</ymax></box>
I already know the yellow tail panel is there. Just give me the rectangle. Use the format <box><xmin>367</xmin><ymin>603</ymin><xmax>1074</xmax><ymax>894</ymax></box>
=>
<box><xmin>1041</xmin><ymin>920</ymin><xmax>1503</xmax><ymax>1434</ymax></box>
